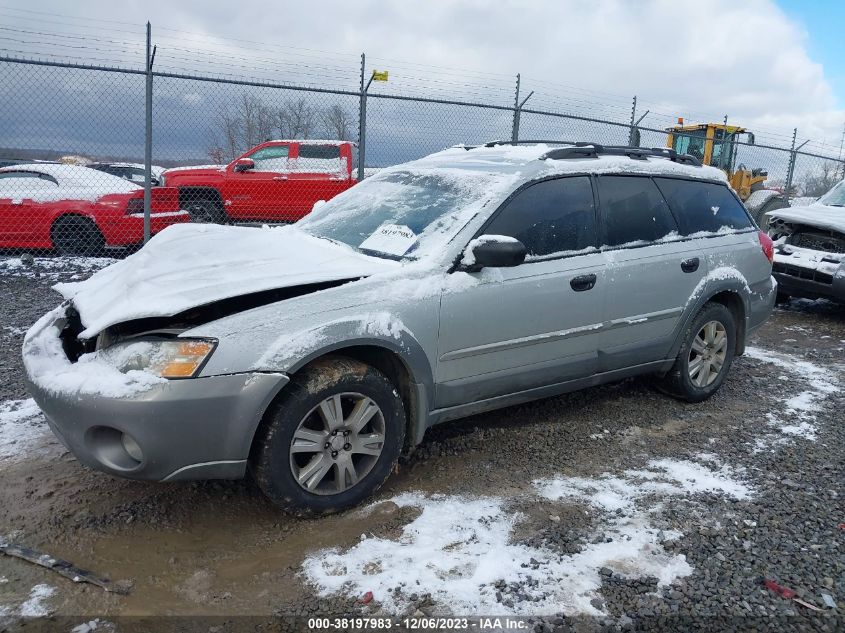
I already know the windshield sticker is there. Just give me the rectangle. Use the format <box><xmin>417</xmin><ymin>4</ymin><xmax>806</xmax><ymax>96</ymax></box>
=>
<box><xmin>359</xmin><ymin>223</ymin><xmax>418</xmax><ymax>256</ymax></box>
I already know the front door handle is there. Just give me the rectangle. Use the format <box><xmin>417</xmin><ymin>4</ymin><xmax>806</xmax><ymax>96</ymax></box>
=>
<box><xmin>570</xmin><ymin>273</ymin><xmax>597</xmax><ymax>292</ymax></box>
<box><xmin>681</xmin><ymin>257</ymin><xmax>700</xmax><ymax>273</ymax></box>
<box><xmin>273</xmin><ymin>175</ymin><xmax>288</xmax><ymax>181</ymax></box>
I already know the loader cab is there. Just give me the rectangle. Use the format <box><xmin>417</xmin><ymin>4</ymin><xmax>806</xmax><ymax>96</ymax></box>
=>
<box><xmin>665</xmin><ymin>121</ymin><xmax>750</xmax><ymax>173</ymax></box>
<box><xmin>666</xmin><ymin>120</ymin><xmax>771</xmax><ymax>203</ymax></box>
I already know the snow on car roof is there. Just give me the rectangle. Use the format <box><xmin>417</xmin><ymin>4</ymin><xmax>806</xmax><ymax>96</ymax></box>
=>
<box><xmin>264</xmin><ymin>139</ymin><xmax>355</xmax><ymax>146</ymax></box>
<box><xmin>91</xmin><ymin>162</ymin><xmax>165</xmax><ymax>172</ymax></box>
<box><xmin>0</xmin><ymin>163</ymin><xmax>141</xmax><ymax>195</ymax></box>
<box><xmin>164</xmin><ymin>164</ymin><xmax>225</xmax><ymax>172</ymax></box>
<box><xmin>404</xmin><ymin>144</ymin><xmax>728</xmax><ymax>182</ymax></box>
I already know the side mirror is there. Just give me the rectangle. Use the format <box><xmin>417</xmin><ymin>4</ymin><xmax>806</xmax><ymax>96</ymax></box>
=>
<box><xmin>233</xmin><ymin>158</ymin><xmax>255</xmax><ymax>173</ymax></box>
<box><xmin>461</xmin><ymin>235</ymin><xmax>526</xmax><ymax>271</ymax></box>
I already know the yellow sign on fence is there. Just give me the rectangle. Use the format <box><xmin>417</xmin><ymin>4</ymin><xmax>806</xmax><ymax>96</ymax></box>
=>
<box><xmin>372</xmin><ymin>70</ymin><xmax>389</xmax><ymax>82</ymax></box>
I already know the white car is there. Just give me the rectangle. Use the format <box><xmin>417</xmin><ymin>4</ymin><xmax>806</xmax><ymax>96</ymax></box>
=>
<box><xmin>766</xmin><ymin>180</ymin><xmax>845</xmax><ymax>302</ymax></box>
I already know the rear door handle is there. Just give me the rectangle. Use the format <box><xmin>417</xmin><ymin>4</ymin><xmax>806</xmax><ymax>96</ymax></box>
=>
<box><xmin>681</xmin><ymin>257</ymin><xmax>700</xmax><ymax>273</ymax></box>
<box><xmin>570</xmin><ymin>273</ymin><xmax>597</xmax><ymax>292</ymax></box>
<box><xmin>272</xmin><ymin>175</ymin><xmax>288</xmax><ymax>181</ymax></box>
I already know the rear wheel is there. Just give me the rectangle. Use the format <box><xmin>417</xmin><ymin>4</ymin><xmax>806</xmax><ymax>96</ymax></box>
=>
<box><xmin>50</xmin><ymin>215</ymin><xmax>106</xmax><ymax>256</ymax></box>
<box><xmin>251</xmin><ymin>357</ymin><xmax>405</xmax><ymax>515</ymax></box>
<box><xmin>185</xmin><ymin>197</ymin><xmax>226</xmax><ymax>224</ymax></box>
<box><xmin>656</xmin><ymin>302</ymin><xmax>736</xmax><ymax>402</ymax></box>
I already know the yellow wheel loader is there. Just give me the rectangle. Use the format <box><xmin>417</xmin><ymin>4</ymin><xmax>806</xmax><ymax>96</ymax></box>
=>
<box><xmin>666</xmin><ymin>119</ymin><xmax>788</xmax><ymax>225</ymax></box>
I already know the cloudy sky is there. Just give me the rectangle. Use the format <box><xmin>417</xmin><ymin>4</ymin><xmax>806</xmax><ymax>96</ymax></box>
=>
<box><xmin>1</xmin><ymin>0</ymin><xmax>843</xmax><ymax>162</ymax></box>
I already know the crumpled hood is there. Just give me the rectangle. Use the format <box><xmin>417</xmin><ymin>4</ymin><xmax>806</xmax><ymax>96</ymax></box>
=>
<box><xmin>766</xmin><ymin>203</ymin><xmax>845</xmax><ymax>234</ymax></box>
<box><xmin>55</xmin><ymin>223</ymin><xmax>396</xmax><ymax>338</ymax></box>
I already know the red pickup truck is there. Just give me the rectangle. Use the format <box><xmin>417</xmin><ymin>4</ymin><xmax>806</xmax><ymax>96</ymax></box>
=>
<box><xmin>162</xmin><ymin>140</ymin><xmax>357</xmax><ymax>223</ymax></box>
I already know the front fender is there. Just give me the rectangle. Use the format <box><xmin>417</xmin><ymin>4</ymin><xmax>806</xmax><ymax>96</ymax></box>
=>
<box><xmin>254</xmin><ymin>312</ymin><xmax>434</xmax><ymax>389</ymax></box>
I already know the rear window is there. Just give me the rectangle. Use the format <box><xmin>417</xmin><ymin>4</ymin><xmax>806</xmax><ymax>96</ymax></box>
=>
<box><xmin>655</xmin><ymin>178</ymin><xmax>753</xmax><ymax>235</ymax></box>
<box><xmin>597</xmin><ymin>176</ymin><xmax>678</xmax><ymax>247</ymax></box>
<box><xmin>298</xmin><ymin>144</ymin><xmax>341</xmax><ymax>159</ymax></box>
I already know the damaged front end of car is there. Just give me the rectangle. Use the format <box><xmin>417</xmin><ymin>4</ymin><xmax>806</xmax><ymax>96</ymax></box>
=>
<box><xmin>768</xmin><ymin>217</ymin><xmax>845</xmax><ymax>302</ymax></box>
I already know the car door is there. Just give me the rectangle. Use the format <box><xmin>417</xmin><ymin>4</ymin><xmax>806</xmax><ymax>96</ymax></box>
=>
<box><xmin>286</xmin><ymin>143</ymin><xmax>351</xmax><ymax>220</ymax></box>
<box><xmin>226</xmin><ymin>143</ymin><xmax>293</xmax><ymax>221</ymax></box>
<box><xmin>435</xmin><ymin>176</ymin><xmax>608</xmax><ymax>409</ymax></box>
<box><xmin>594</xmin><ymin>175</ymin><xmax>709</xmax><ymax>372</ymax></box>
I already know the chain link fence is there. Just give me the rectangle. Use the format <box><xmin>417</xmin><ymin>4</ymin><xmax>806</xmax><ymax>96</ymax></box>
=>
<box><xmin>1</xmin><ymin>41</ymin><xmax>844</xmax><ymax>260</ymax></box>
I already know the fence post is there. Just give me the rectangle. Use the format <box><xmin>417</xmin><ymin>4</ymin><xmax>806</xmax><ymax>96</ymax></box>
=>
<box><xmin>628</xmin><ymin>96</ymin><xmax>637</xmax><ymax>146</ymax></box>
<box><xmin>785</xmin><ymin>128</ymin><xmax>798</xmax><ymax>195</ymax></box>
<box><xmin>511</xmin><ymin>74</ymin><xmax>521</xmax><ymax>142</ymax></box>
<box><xmin>357</xmin><ymin>53</ymin><xmax>366</xmax><ymax>181</ymax></box>
<box><xmin>510</xmin><ymin>74</ymin><xmax>533</xmax><ymax>143</ymax></box>
<box><xmin>143</xmin><ymin>22</ymin><xmax>154</xmax><ymax>244</ymax></box>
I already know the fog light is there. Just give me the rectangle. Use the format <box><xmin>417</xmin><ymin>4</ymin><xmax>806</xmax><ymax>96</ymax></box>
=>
<box><xmin>121</xmin><ymin>433</ymin><xmax>143</xmax><ymax>463</ymax></box>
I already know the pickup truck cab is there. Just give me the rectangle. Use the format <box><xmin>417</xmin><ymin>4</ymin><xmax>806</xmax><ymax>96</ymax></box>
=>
<box><xmin>162</xmin><ymin>140</ymin><xmax>357</xmax><ymax>223</ymax></box>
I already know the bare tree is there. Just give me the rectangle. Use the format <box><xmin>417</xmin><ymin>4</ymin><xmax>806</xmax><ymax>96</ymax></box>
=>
<box><xmin>277</xmin><ymin>97</ymin><xmax>317</xmax><ymax>139</ymax></box>
<box><xmin>211</xmin><ymin>94</ymin><xmax>344</xmax><ymax>158</ymax></box>
<box><xmin>320</xmin><ymin>104</ymin><xmax>354</xmax><ymax>140</ymax></box>
<box><xmin>207</xmin><ymin>145</ymin><xmax>226</xmax><ymax>165</ymax></box>
<box><xmin>800</xmin><ymin>160</ymin><xmax>841</xmax><ymax>197</ymax></box>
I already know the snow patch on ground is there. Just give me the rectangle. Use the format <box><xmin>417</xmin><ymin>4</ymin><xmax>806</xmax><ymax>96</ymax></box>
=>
<box><xmin>17</xmin><ymin>584</ymin><xmax>55</xmax><ymax>617</ymax></box>
<box><xmin>0</xmin><ymin>256</ymin><xmax>115</xmax><ymax>282</ymax></box>
<box><xmin>743</xmin><ymin>346</ymin><xmax>838</xmax><ymax>444</ymax></box>
<box><xmin>0</xmin><ymin>399</ymin><xmax>50</xmax><ymax>461</ymax></box>
<box><xmin>302</xmin><ymin>457</ymin><xmax>750</xmax><ymax>617</ymax></box>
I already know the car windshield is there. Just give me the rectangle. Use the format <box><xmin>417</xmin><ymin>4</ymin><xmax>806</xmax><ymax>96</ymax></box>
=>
<box><xmin>818</xmin><ymin>180</ymin><xmax>845</xmax><ymax>207</ymax></box>
<box><xmin>297</xmin><ymin>169</ymin><xmax>509</xmax><ymax>260</ymax></box>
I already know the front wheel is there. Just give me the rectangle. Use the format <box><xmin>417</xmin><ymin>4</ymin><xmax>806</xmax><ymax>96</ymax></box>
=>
<box><xmin>656</xmin><ymin>302</ymin><xmax>736</xmax><ymax>402</ymax></box>
<box><xmin>251</xmin><ymin>357</ymin><xmax>405</xmax><ymax>515</ymax></box>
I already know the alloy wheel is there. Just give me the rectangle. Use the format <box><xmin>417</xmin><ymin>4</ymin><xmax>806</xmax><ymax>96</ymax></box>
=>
<box><xmin>289</xmin><ymin>392</ymin><xmax>385</xmax><ymax>495</ymax></box>
<box><xmin>688</xmin><ymin>320</ymin><xmax>728</xmax><ymax>388</ymax></box>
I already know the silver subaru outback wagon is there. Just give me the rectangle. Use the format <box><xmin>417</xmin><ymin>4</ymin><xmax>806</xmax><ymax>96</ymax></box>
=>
<box><xmin>23</xmin><ymin>142</ymin><xmax>777</xmax><ymax>513</ymax></box>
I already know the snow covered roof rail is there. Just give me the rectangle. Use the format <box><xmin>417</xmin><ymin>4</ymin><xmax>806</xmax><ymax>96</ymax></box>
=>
<box><xmin>475</xmin><ymin>140</ymin><xmax>703</xmax><ymax>167</ymax></box>
<box><xmin>542</xmin><ymin>144</ymin><xmax>702</xmax><ymax>166</ymax></box>
<box><xmin>482</xmin><ymin>139</ymin><xmax>582</xmax><ymax>148</ymax></box>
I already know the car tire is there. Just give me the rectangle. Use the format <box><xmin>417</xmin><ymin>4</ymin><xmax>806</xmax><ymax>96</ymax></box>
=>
<box><xmin>186</xmin><ymin>198</ymin><xmax>226</xmax><ymax>224</ymax></box>
<box><xmin>656</xmin><ymin>302</ymin><xmax>736</xmax><ymax>403</ymax></box>
<box><xmin>50</xmin><ymin>215</ymin><xmax>106</xmax><ymax>256</ymax></box>
<box><xmin>250</xmin><ymin>356</ymin><xmax>405</xmax><ymax>515</ymax></box>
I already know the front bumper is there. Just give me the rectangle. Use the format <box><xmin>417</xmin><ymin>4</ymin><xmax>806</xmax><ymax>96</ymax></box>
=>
<box><xmin>23</xmin><ymin>307</ymin><xmax>289</xmax><ymax>481</ymax></box>
<box><xmin>772</xmin><ymin>251</ymin><xmax>845</xmax><ymax>303</ymax></box>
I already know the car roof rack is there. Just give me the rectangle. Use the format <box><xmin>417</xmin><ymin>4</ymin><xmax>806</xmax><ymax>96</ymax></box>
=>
<box><xmin>540</xmin><ymin>144</ymin><xmax>702</xmax><ymax>166</ymax></box>
<box><xmin>475</xmin><ymin>140</ymin><xmax>701</xmax><ymax>166</ymax></box>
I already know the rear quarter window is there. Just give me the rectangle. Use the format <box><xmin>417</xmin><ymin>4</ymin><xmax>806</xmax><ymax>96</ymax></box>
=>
<box><xmin>597</xmin><ymin>175</ymin><xmax>678</xmax><ymax>247</ymax></box>
<box><xmin>654</xmin><ymin>178</ymin><xmax>753</xmax><ymax>235</ymax></box>
<box><xmin>298</xmin><ymin>145</ymin><xmax>341</xmax><ymax>159</ymax></box>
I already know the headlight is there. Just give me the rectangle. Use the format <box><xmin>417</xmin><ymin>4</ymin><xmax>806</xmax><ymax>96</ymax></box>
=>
<box><xmin>98</xmin><ymin>338</ymin><xmax>216</xmax><ymax>379</ymax></box>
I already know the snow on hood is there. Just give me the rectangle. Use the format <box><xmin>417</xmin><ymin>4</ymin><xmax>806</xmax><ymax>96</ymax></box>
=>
<box><xmin>766</xmin><ymin>203</ymin><xmax>845</xmax><ymax>233</ymax></box>
<box><xmin>54</xmin><ymin>223</ymin><xmax>397</xmax><ymax>338</ymax></box>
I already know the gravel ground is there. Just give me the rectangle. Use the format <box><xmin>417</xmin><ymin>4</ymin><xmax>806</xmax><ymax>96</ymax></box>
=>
<box><xmin>0</xmin><ymin>256</ymin><xmax>843</xmax><ymax>632</ymax></box>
